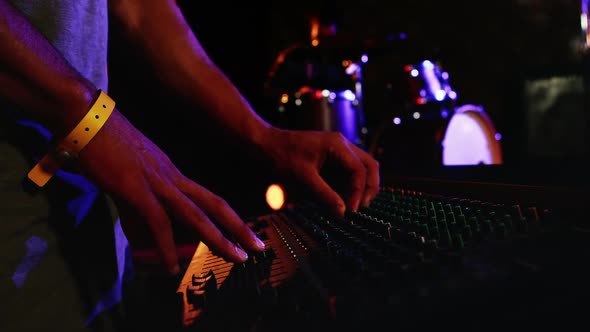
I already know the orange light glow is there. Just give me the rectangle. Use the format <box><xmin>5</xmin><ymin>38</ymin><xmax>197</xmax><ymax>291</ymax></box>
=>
<box><xmin>310</xmin><ymin>16</ymin><xmax>319</xmax><ymax>42</ymax></box>
<box><xmin>311</xmin><ymin>39</ymin><xmax>319</xmax><ymax>47</ymax></box>
<box><xmin>265</xmin><ymin>184</ymin><xmax>285</xmax><ymax>210</ymax></box>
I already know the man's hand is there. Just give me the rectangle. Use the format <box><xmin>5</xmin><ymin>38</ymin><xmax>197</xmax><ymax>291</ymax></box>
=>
<box><xmin>263</xmin><ymin>128</ymin><xmax>380</xmax><ymax>217</ymax></box>
<box><xmin>76</xmin><ymin>110</ymin><xmax>265</xmax><ymax>274</ymax></box>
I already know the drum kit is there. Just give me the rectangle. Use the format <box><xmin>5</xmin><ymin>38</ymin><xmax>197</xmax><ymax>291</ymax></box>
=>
<box><xmin>264</xmin><ymin>26</ymin><xmax>503</xmax><ymax>170</ymax></box>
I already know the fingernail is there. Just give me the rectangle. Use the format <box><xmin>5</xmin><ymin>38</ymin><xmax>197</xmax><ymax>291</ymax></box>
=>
<box><xmin>254</xmin><ymin>236</ymin><xmax>266</xmax><ymax>250</ymax></box>
<box><xmin>235</xmin><ymin>245</ymin><xmax>248</xmax><ymax>261</ymax></box>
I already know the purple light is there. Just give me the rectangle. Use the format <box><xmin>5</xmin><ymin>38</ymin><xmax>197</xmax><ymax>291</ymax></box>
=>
<box><xmin>340</xmin><ymin>90</ymin><xmax>356</xmax><ymax>101</ymax></box>
<box><xmin>85</xmin><ymin>219</ymin><xmax>132</xmax><ymax>325</ymax></box>
<box><xmin>393</xmin><ymin>117</ymin><xmax>401</xmax><ymax>125</ymax></box>
<box><xmin>448</xmin><ymin>91</ymin><xmax>458</xmax><ymax>100</ymax></box>
<box><xmin>435</xmin><ymin>90</ymin><xmax>446</xmax><ymax>101</ymax></box>
<box><xmin>312</xmin><ymin>95</ymin><xmax>364</xmax><ymax>144</ymax></box>
<box><xmin>400</xmin><ymin>32</ymin><xmax>407</xmax><ymax>39</ymax></box>
<box><xmin>361</xmin><ymin>54</ymin><xmax>368</xmax><ymax>63</ymax></box>
<box><xmin>421</xmin><ymin>60</ymin><xmax>434</xmax><ymax>70</ymax></box>
<box><xmin>441</xmin><ymin>110</ymin><xmax>449</xmax><ymax>118</ymax></box>
<box><xmin>12</xmin><ymin>236</ymin><xmax>48</xmax><ymax>288</ymax></box>
<box><xmin>421</xmin><ymin>61</ymin><xmax>443</xmax><ymax>98</ymax></box>
<box><xmin>410</xmin><ymin>69</ymin><xmax>419</xmax><ymax>77</ymax></box>
<box><xmin>345</xmin><ymin>63</ymin><xmax>360</xmax><ymax>75</ymax></box>
<box><xmin>495</xmin><ymin>133</ymin><xmax>502</xmax><ymax>141</ymax></box>
<box><xmin>442</xmin><ymin>113</ymin><xmax>495</xmax><ymax>165</ymax></box>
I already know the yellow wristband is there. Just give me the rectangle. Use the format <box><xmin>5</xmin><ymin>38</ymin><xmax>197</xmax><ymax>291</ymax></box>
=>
<box><xmin>27</xmin><ymin>90</ymin><xmax>115</xmax><ymax>187</ymax></box>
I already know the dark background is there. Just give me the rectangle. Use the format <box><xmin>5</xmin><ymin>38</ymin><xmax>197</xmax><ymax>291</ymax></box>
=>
<box><xmin>179</xmin><ymin>0</ymin><xmax>585</xmax><ymax>164</ymax></box>
<box><xmin>108</xmin><ymin>0</ymin><xmax>587</xmax><ymax>213</ymax></box>
<box><xmin>177</xmin><ymin>0</ymin><xmax>583</xmax><ymax>128</ymax></box>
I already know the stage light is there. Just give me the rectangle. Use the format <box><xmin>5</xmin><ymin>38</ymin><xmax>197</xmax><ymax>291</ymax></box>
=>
<box><xmin>266</xmin><ymin>184</ymin><xmax>285</xmax><ymax>210</ymax></box>
<box><xmin>435</xmin><ymin>90</ymin><xmax>446</xmax><ymax>101</ymax></box>
<box><xmin>281</xmin><ymin>94</ymin><xmax>289</xmax><ymax>103</ymax></box>
<box><xmin>421</xmin><ymin>60</ymin><xmax>434</xmax><ymax>70</ymax></box>
<box><xmin>341</xmin><ymin>90</ymin><xmax>356</xmax><ymax>101</ymax></box>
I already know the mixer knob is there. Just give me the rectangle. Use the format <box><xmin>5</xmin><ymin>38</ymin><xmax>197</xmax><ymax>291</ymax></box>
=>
<box><xmin>186</xmin><ymin>270</ymin><xmax>217</xmax><ymax>308</ymax></box>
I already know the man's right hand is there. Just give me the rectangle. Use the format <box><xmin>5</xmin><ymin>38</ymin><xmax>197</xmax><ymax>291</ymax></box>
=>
<box><xmin>75</xmin><ymin>110</ymin><xmax>265</xmax><ymax>274</ymax></box>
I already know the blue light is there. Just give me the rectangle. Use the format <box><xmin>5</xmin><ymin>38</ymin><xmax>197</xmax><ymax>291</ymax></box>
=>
<box><xmin>341</xmin><ymin>90</ymin><xmax>356</xmax><ymax>101</ymax></box>
<box><xmin>435</xmin><ymin>90</ymin><xmax>446</xmax><ymax>101</ymax></box>
<box><xmin>422</xmin><ymin>60</ymin><xmax>434</xmax><ymax>70</ymax></box>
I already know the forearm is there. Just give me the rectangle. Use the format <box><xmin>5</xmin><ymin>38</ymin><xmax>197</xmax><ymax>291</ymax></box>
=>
<box><xmin>109</xmin><ymin>0</ymin><xmax>274</xmax><ymax>149</ymax></box>
<box><xmin>0</xmin><ymin>0</ymin><xmax>96</xmax><ymax>137</ymax></box>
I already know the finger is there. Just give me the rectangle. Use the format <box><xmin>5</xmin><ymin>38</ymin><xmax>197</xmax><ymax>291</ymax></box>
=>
<box><xmin>351</xmin><ymin>145</ymin><xmax>381</xmax><ymax>207</ymax></box>
<box><xmin>117</xmin><ymin>202</ymin><xmax>177</xmax><ymax>265</ymax></box>
<box><xmin>328</xmin><ymin>137</ymin><xmax>366</xmax><ymax>212</ymax></box>
<box><xmin>157</xmin><ymin>182</ymin><xmax>250</xmax><ymax>263</ymax></box>
<box><xmin>300</xmin><ymin>168</ymin><xmax>346</xmax><ymax>217</ymax></box>
<box><xmin>180</xmin><ymin>179</ymin><xmax>265</xmax><ymax>253</ymax></box>
<box><xmin>124</xmin><ymin>184</ymin><xmax>180</xmax><ymax>275</ymax></box>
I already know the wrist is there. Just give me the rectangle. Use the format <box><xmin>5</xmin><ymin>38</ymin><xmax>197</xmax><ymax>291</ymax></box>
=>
<box><xmin>249</xmin><ymin>125</ymin><xmax>280</xmax><ymax>154</ymax></box>
<box><xmin>254</xmin><ymin>127</ymin><xmax>293</xmax><ymax>167</ymax></box>
<box><xmin>44</xmin><ymin>79</ymin><xmax>97</xmax><ymax>139</ymax></box>
<box><xmin>28</xmin><ymin>89</ymin><xmax>116</xmax><ymax>187</ymax></box>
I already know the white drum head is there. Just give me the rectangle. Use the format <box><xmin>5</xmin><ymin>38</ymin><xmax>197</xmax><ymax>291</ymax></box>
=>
<box><xmin>442</xmin><ymin>104</ymin><xmax>503</xmax><ymax>166</ymax></box>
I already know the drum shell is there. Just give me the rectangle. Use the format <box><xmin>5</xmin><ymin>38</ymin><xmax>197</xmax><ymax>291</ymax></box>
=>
<box><xmin>274</xmin><ymin>91</ymin><xmax>365</xmax><ymax>146</ymax></box>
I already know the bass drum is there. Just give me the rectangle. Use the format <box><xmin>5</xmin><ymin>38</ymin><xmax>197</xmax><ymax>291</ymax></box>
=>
<box><xmin>370</xmin><ymin>104</ymin><xmax>503</xmax><ymax>171</ymax></box>
<box><xmin>441</xmin><ymin>104</ymin><xmax>503</xmax><ymax>165</ymax></box>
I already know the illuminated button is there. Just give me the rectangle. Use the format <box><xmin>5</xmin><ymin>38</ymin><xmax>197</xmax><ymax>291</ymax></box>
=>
<box><xmin>265</xmin><ymin>184</ymin><xmax>285</xmax><ymax>210</ymax></box>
